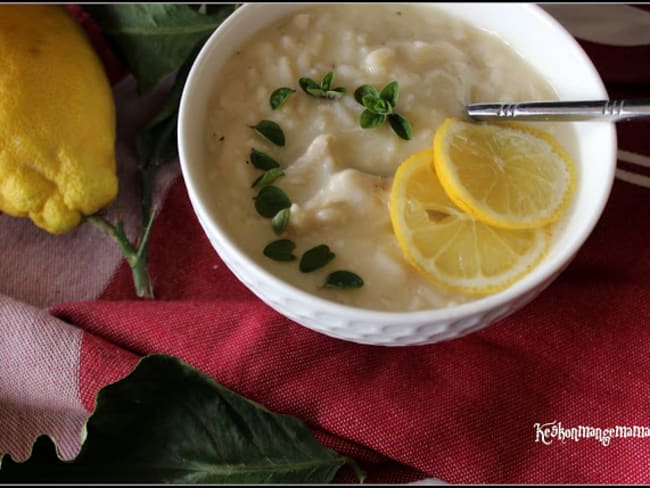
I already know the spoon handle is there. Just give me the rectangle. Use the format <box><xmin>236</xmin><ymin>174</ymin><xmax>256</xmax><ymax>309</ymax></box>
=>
<box><xmin>465</xmin><ymin>99</ymin><xmax>650</xmax><ymax>122</ymax></box>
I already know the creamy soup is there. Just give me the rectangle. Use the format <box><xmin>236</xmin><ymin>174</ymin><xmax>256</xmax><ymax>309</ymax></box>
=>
<box><xmin>204</xmin><ymin>4</ymin><xmax>574</xmax><ymax>311</ymax></box>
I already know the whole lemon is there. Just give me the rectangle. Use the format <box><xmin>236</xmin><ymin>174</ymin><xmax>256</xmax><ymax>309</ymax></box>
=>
<box><xmin>0</xmin><ymin>5</ymin><xmax>118</xmax><ymax>234</ymax></box>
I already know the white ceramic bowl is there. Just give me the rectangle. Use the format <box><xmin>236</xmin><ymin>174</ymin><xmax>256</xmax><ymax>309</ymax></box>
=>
<box><xmin>178</xmin><ymin>3</ymin><xmax>616</xmax><ymax>346</ymax></box>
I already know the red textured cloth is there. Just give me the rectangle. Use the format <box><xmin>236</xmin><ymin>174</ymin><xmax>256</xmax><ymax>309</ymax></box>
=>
<box><xmin>2</xmin><ymin>4</ymin><xmax>650</xmax><ymax>485</ymax></box>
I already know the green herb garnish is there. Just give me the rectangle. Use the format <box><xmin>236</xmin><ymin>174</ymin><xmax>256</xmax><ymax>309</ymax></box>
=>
<box><xmin>254</xmin><ymin>185</ymin><xmax>291</xmax><ymax>218</ymax></box>
<box><xmin>271</xmin><ymin>208</ymin><xmax>291</xmax><ymax>235</ymax></box>
<box><xmin>362</xmin><ymin>95</ymin><xmax>392</xmax><ymax>115</ymax></box>
<box><xmin>263</xmin><ymin>239</ymin><xmax>297</xmax><ymax>261</ymax></box>
<box><xmin>299</xmin><ymin>71</ymin><xmax>346</xmax><ymax>100</ymax></box>
<box><xmin>252</xmin><ymin>120</ymin><xmax>285</xmax><ymax>146</ymax></box>
<box><xmin>359</xmin><ymin>110</ymin><xmax>386</xmax><ymax>129</ymax></box>
<box><xmin>388</xmin><ymin>113</ymin><xmax>413</xmax><ymax>141</ymax></box>
<box><xmin>250</xmin><ymin>148</ymin><xmax>281</xmax><ymax>170</ymax></box>
<box><xmin>324</xmin><ymin>270</ymin><xmax>364</xmax><ymax>289</ymax></box>
<box><xmin>354</xmin><ymin>81</ymin><xmax>413</xmax><ymax>140</ymax></box>
<box><xmin>353</xmin><ymin>84</ymin><xmax>379</xmax><ymax>104</ymax></box>
<box><xmin>299</xmin><ymin>244</ymin><xmax>336</xmax><ymax>273</ymax></box>
<box><xmin>379</xmin><ymin>80</ymin><xmax>400</xmax><ymax>108</ymax></box>
<box><xmin>269</xmin><ymin>87</ymin><xmax>296</xmax><ymax>110</ymax></box>
<box><xmin>251</xmin><ymin>168</ymin><xmax>284</xmax><ymax>188</ymax></box>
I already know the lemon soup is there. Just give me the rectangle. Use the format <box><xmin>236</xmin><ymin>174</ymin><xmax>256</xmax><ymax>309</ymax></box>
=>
<box><xmin>204</xmin><ymin>4</ymin><xmax>573</xmax><ymax>312</ymax></box>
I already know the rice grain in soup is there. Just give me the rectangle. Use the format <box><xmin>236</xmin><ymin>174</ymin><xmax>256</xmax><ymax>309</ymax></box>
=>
<box><xmin>204</xmin><ymin>4</ymin><xmax>575</xmax><ymax>312</ymax></box>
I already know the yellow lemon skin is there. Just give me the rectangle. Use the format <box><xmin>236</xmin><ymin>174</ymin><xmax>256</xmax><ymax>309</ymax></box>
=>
<box><xmin>0</xmin><ymin>5</ymin><xmax>118</xmax><ymax>234</ymax></box>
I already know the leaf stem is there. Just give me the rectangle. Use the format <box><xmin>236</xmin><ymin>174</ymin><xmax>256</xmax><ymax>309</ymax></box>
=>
<box><xmin>135</xmin><ymin>208</ymin><xmax>156</xmax><ymax>264</ymax></box>
<box><xmin>84</xmin><ymin>215</ymin><xmax>154</xmax><ymax>299</ymax></box>
<box><xmin>341</xmin><ymin>457</ymin><xmax>367</xmax><ymax>483</ymax></box>
<box><xmin>139</xmin><ymin>165</ymin><xmax>157</xmax><ymax>242</ymax></box>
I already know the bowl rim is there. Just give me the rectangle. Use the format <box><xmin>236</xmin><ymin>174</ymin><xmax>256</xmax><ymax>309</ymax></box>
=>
<box><xmin>178</xmin><ymin>2</ymin><xmax>617</xmax><ymax>326</ymax></box>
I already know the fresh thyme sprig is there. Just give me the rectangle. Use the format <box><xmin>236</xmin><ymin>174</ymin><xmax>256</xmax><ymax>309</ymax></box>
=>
<box><xmin>354</xmin><ymin>81</ymin><xmax>413</xmax><ymax>140</ymax></box>
<box><xmin>299</xmin><ymin>71</ymin><xmax>346</xmax><ymax>100</ymax></box>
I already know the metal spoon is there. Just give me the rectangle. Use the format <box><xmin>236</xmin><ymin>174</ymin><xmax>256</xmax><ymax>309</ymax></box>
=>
<box><xmin>465</xmin><ymin>99</ymin><xmax>650</xmax><ymax>122</ymax></box>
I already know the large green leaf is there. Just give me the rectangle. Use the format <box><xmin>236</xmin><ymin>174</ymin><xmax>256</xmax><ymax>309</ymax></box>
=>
<box><xmin>0</xmin><ymin>355</ymin><xmax>363</xmax><ymax>484</ymax></box>
<box><xmin>135</xmin><ymin>41</ymin><xmax>201</xmax><ymax>170</ymax></box>
<box><xmin>83</xmin><ymin>4</ymin><xmax>235</xmax><ymax>94</ymax></box>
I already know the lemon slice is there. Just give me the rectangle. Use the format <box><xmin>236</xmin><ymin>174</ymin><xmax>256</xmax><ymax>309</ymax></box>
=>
<box><xmin>433</xmin><ymin>118</ymin><xmax>576</xmax><ymax>229</ymax></box>
<box><xmin>390</xmin><ymin>148</ymin><xmax>551</xmax><ymax>295</ymax></box>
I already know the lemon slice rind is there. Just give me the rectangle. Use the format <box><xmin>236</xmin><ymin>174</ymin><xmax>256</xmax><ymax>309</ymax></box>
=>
<box><xmin>433</xmin><ymin>118</ymin><xmax>576</xmax><ymax>230</ymax></box>
<box><xmin>390</xmin><ymin>148</ymin><xmax>551</xmax><ymax>296</ymax></box>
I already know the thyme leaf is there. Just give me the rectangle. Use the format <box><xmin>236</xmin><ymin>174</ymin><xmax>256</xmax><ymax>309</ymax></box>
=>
<box><xmin>252</xmin><ymin>120</ymin><xmax>285</xmax><ymax>146</ymax></box>
<box><xmin>264</xmin><ymin>239</ymin><xmax>297</xmax><ymax>261</ymax></box>
<box><xmin>360</xmin><ymin>110</ymin><xmax>386</xmax><ymax>129</ymax></box>
<box><xmin>250</xmin><ymin>148</ymin><xmax>281</xmax><ymax>170</ymax></box>
<box><xmin>251</xmin><ymin>168</ymin><xmax>285</xmax><ymax>188</ymax></box>
<box><xmin>254</xmin><ymin>185</ymin><xmax>291</xmax><ymax>218</ymax></box>
<box><xmin>324</xmin><ymin>271</ymin><xmax>364</xmax><ymax>289</ymax></box>
<box><xmin>270</xmin><ymin>87</ymin><xmax>295</xmax><ymax>110</ymax></box>
<box><xmin>354</xmin><ymin>81</ymin><xmax>412</xmax><ymax>139</ymax></box>
<box><xmin>271</xmin><ymin>208</ymin><xmax>291</xmax><ymax>235</ymax></box>
<box><xmin>388</xmin><ymin>113</ymin><xmax>413</xmax><ymax>140</ymax></box>
<box><xmin>299</xmin><ymin>245</ymin><xmax>336</xmax><ymax>273</ymax></box>
<box><xmin>299</xmin><ymin>71</ymin><xmax>346</xmax><ymax>100</ymax></box>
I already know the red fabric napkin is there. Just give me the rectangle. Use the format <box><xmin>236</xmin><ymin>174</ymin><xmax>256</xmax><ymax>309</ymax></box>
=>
<box><xmin>2</xmin><ymin>4</ymin><xmax>650</xmax><ymax>484</ymax></box>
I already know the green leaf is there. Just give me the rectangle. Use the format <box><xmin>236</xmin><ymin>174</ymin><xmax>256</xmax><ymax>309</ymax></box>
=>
<box><xmin>388</xmin><ymin>113</ymin><xmax>414</xmax><ymax>140</ymax></box>
<box><xmin>380</xmin><ymin>81</ymin><xmax>400</xmax><ymax>108</ymax></box>
<box><xmin>325</xmin><ymin>87</ymin><xmax>346</xmax><ymax>100</ymax></box>
<box><xmin>300</xmin><ymin>74</ymin><xmax>345</xmax><ymax>100</ymax></box>
<box><xmin>263</xmin><ymin>239</ymin><xmax>297</xmax><ymax>261</ymax></box>
<box><xmin>299</xmin><ymin>245</ymin><xmax>336</xmax><ymax>273</ymax></box>
<box><xmin>83</xmin><ymin>4</ymin><xmax>235</xmax><ymax>94</ymax></box>
<box><xmin>251</xmin><ymin>168</ymin><xmax>285</xmax><ymax>188</ymax></box>
<box><xmin>135</xmin><ymin>42</ymin><xmax>202</xmax><ymax>170</ymax></box>
<box><xmin>361</xmin><ymin>95</ymin><xmax>392</xmax><ymax>115</ymax></box>
<box><xmin>0</xmin><ymin>355</ymin><xmax>358</xmax><ymax>483</ymax></box>
<box><xmin>250</xmin><ymin>148</ymin><xmax>281</xmax><ymax>171</ymax></box>
<box><xmin>324</xmin><ymin>271</ymin><xmax>364</xmax><ymax>289</ymax></box>
<box><xmin>299</xmin><ymin>77</ymin><xmax>321</xmax><ymax>96</ymax></box>
<box><xmin>0</xmin><ymin>435</ymin><xmax>75</xmax><ymax>483</ymax></box>
<box><xmin>270</xmin><ymin>87</ymin><xmax>296</xmax><ymax>110</ymax></box>
<box><xmin>306</xmin><ymin>87</ymin><xmax>325</xmax><ymax>97</ymax></box>
<box><xmin>360</xmin><ymin>110</ymin><xmax>387</xmax><ymax>129</ymax></box>
<box><xmin>320</xmin><ymin>71</ymin><xmax>334</xmax><ymax>91</ymax></box>
<box><xmin>198</xmin><ymin>4</ymin><xmax>235</xmax><ymax>16</ymax></box>
<box><xmin>254</xmin><ymin>186</ymin><xmax>291</xmax><ymax>218</ymax></box>
<box><xmin>271</xmin><ymin>208</ymin><xmax>291</xmax><ymax>235</ymax></box>
<box><xmin>353</xmin><ymin>84</ymin><xmax>379</xmax><ymax>105</ymax></box>
<box><xmin>253</xmin><ymin>120</ymin><xmax>285</xmax><ymax>146</ymax></box>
